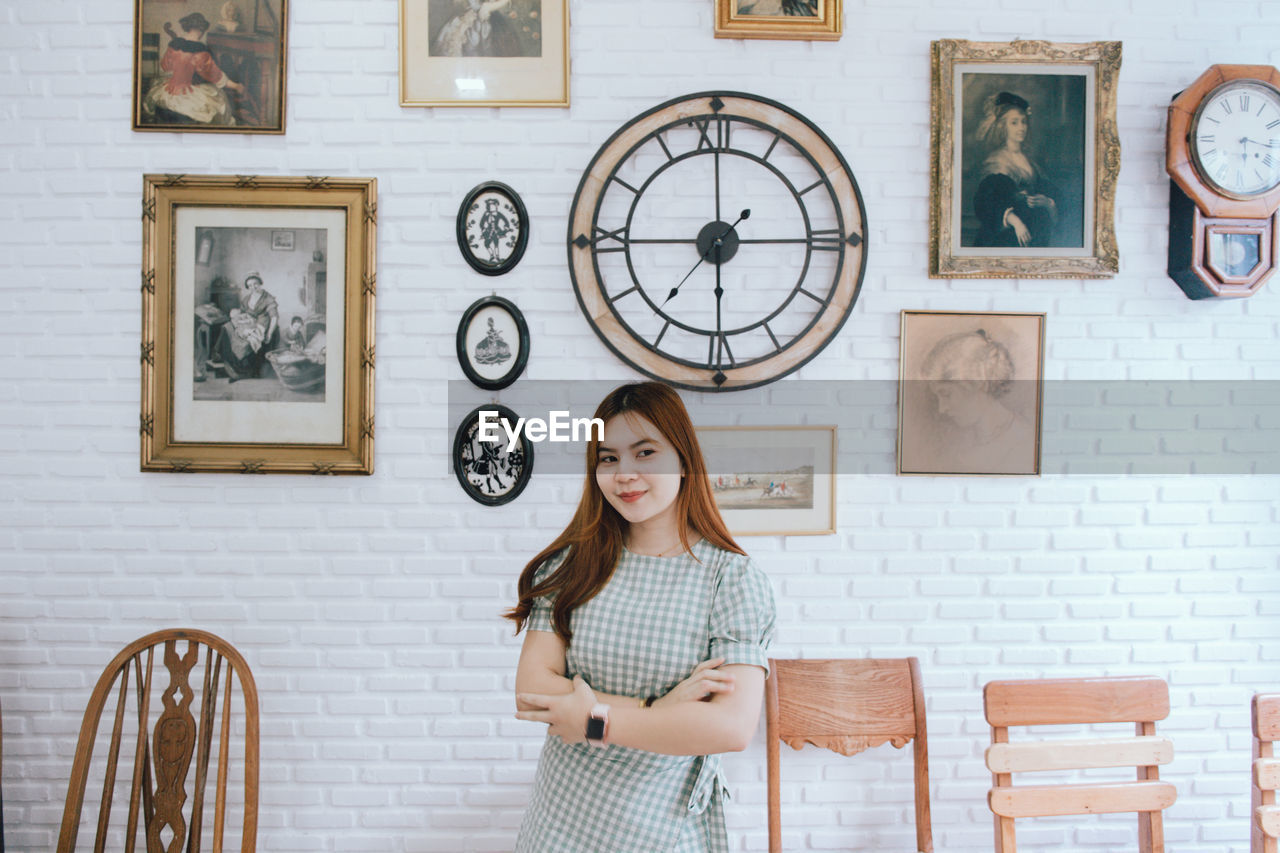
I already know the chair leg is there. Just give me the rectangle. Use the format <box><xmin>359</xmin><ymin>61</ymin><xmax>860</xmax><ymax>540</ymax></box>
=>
<box><xmin>993</xmin><ymin>814</ymin><xmax>1016</xmax><ymax>853</ymax></box>
<box><xmin>1138</xmin><ymin>810</ymin><xmax>1164</xmax><ymax>853</ymax></box>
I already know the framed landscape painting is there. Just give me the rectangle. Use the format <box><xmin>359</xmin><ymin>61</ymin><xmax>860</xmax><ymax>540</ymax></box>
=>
<box><xmin>697</xmin><ymin>426</ymin><xmax>836</xmax><ymax>535</ymax></box>
<box><xmin>930</xmin><ymin>39</ymin><xmax>1121</xmax><ymax>278</ymax></box>
<box><xmin>400</xmin><ymin>0</ymin><xmax>569</xmax><ymax>107</ymax></box>
<box><xmin>141</xmin><ymin>174</ymin><xmax>377</xmax><ymax>474</ymax></box>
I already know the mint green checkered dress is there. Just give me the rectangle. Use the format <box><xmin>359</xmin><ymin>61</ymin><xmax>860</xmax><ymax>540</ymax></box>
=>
<box><xmin>515</xmin><ymin>539</ymin><xmax>776</xmax><ymax>853</ymax></box>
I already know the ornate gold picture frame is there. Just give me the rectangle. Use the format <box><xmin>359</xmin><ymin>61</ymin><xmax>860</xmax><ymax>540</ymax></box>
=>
<box><xmin>714</xmin><ymin>0</ymin><xmax>841</xmax><ymax>41</ymax></box>
<box><xmin>141</xmin><ymin>175</ymin><xmax>377</xmax><ymax>474</ymax></box>
<box><xmin>930</xmin><ymin>39</ymin><xmax>1121</xmax><ymax>278</ymax></box>
<box><xmin>399</xmin><ymin>0</ymin><xmax>569</xmax><ymax>107</ymax></box>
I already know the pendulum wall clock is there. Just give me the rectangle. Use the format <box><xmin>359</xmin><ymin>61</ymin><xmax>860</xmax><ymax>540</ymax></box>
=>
<box><xmin>567</xmin><ymin>91</ymin><xmax>868</xmax><ymax>391</ymax></box>
<box><xmin>1167</xmin><ymin>65</ymin><xmax>1280</xmax><ymax>299</ymax></box>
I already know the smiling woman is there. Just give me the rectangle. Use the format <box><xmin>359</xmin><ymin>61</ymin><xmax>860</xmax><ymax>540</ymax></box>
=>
<box><xmin>503</xmin><ymin>381</ymin><xmax>777</xmax><ymax>853</ymax></box>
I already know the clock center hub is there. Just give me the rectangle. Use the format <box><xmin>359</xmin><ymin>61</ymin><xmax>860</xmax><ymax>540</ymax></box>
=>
<box><xmin>695</xmin><ymin>220</ymin><xmax>741</xmax><ymax>265</ymax></box>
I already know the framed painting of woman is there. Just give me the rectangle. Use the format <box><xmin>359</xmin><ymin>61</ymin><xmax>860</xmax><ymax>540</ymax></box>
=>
<box><xmin>133</xmin><ymin>0</ymin><xmax>288</xmax><ymax>133</ymax></box>
<box><xmin>714</xmin><ymin>0</ymin><xmax>841</xmax><ymax>40</ymax></box>
<box><xmin>930</xmin><ymin>39</ymin><xmax>1121</xmax><ymax>278</ymax></box>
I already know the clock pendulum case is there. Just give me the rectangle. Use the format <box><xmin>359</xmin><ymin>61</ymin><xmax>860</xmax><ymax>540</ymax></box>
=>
<box><xmin>1167</xmin><ymin>65</ymin><xmax>1280</xmax><ymax>299</ymax></box>
<box><xmin>567</xmin><ymin>92</ymin><xmax>868</xmax><ymax>391</ymax></box>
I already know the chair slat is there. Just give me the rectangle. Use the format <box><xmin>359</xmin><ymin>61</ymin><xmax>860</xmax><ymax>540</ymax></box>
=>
<box><xmin>125</xmin><ymin>648</ymin><xmax>155</xmax><ymax>853</ymax></box>
<box><xmin>985</xmin><ymin>676</ymin><xmax>1169</xmax><ymax>726</ymax></box>
<box><xmin>1259</xmin><ymin>804</ymin><xmax>1280</xmax><ymax>838</ymax></box>
<box><xmin>189</xmin><ymin>650</ymin><xmax>221</xmax><ymax>853</ymax></box>
<box><xmin>772</xmin><ymin>658</ymin><xmax>916</xmax><ymax>739</ymax></box>
<box><xmin>1258</xmin><ymin>758</ymin><xmax>1280</xmax><ymax>792</ymax></box>
<box><xmin>986</xmin><ymin>736</ymin><xmax>1173</xmax><ymax>773</ymax></box>
<box><xmin>989</xmin><ymin>781</ymin><xmax>1177</xmax><ymax>818</ymax></box>
<box><xmin>1257</xmin><ymin>694</ymin><xmax>1280</xmax><ymax>742</ymax></box>
<box><xmin>93</xmin><ymin>661</ymin><xmax>132</xmax><ymax>853</ymax></box>
<box><xmin>214</xmin><ymin>666</ymin><xmax>234</xmax><ymax>853</ymax></box>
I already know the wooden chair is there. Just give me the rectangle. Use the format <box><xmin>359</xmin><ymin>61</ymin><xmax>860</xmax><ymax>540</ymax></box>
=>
<box><xmin>58</xmin><ymin>629</ymin><xmax>259</xmax><ymax>853</ymax></box>
<box><xmin>766</xmin><ymin>657</ymin><xmax>932</xmax><ymax>853</ymax></box>
<box><xmin>1255</xmin><ymin>693</ymin><xmax>1280</xmax><ymax>853</ymax></box>
<box><xmin>983</xmin><ymin>675</ymin><xmax>1177</xmax><ymax>853</ymax></box>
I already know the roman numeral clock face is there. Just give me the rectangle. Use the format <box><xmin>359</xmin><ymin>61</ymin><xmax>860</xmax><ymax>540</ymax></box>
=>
<box><xmin>568</xmin><ymin>92</ymin><xmax>868</xmax><ymax>391</ymax></box>
<box><xmin>1191</xmin><ymin>81</ymin><xmax>1280</xmax><ymax>198</ymax></box>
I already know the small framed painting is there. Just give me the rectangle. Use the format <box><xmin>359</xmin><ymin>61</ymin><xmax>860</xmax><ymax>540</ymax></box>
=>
<box><xmin>714</xmin><ymin>0</ymin><xmax>841</xmax><ymax>40</ymax></box>
<box><xmin>929</xmin><ymin>39</ymin><xmax>1121</xmax><ymax>278</ymax></box>
<box><xmin>456</xmin><ymin>295</ymin><xmax>529</xmax><ymax>390</ymax></box>
<box><xmin>399</xmin><ymin>0</ymin><xmax>569</xmax><ymax>107</ymax></box>
<box><xmin>456</xmin><ymin>182</ymin><xmax>530</xmax><ymax>275</ymax></box>
<box><xmin>133</xmin><ymin>0</ymin><xmax>288</xmax><ymax>133</ymax></box>
<box><xmin>897</xmin><ymin>311</ymin><xmax>1045</xmax><ymax>476</ymax></box>
<box><xmin>696</xmin><ymin>426</ymin><xmax>836</xmax><ymax>536</ymax></box>
<box><xmin>453</xmin><ymin>404</ymin><xmax>534</xmax><ymax>506</ymax></box>
<box><xmin>141</xmin><ymin>174</ymin><xmax>376</xmax><ymax>474</ymax></box>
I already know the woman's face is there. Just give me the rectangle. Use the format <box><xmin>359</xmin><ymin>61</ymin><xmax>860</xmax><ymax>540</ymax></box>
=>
<box><xmin>245</xmin><ymin>277</ymin><xmax>262</xmax><ymax>293</ymax></box>
<box><xmin>1002</xmin><ymin>109</ymin><xmax>1028</xmax><ymax>145</ymax></box>
<box><xmin>595</xmin><ymin>412</ymin><xmax>684</xmax><ymax>532</ymax></box>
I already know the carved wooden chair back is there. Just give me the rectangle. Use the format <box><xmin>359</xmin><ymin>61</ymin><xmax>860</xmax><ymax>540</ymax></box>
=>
<box><xmin>983</xmin><ymin>675</ymin><xmax>1176</xmax><ymax>853</ymax></box>
<box><xmin>58</xmin><ymin>629</ymin><xmax>259</xmax><ymax>853</ymax></box>
<box><xmin>1255</xmin><ymin>694</ymin><xmax>1280</xmax><ymax>853</ymax></box>
<box><xmin>765</xmin><ymin>657</ymin><xmax>932</xmax><ymax>853</ymax></box>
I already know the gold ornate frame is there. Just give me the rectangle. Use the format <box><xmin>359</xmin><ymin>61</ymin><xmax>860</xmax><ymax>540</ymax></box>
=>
<box><xmin>714</xmin><ymin>0</ymin><xmax>841</xmax><ymax>41</ymax></box>
<box><xmin>399</xmin><ymin>0</ymin><xmax>569</xmax><ymax>107</ymax></box>
<box><xmin>930</xmin><ymin>39</ymin><xmax>1121</xmax><ymax>278</ymax></box>
<box><xmin>141</xmin><ymin>175</ymin><xmax>377</xmax><ymax>474</ymax></box>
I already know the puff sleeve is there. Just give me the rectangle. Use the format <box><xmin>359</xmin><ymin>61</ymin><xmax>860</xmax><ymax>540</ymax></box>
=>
<box><xmin>524</xmin><ymin>550</ymin><xmax>566</xmax><ymax>634</ymax></box>
<box><xmin>707</xmin><ymin>553</ymin><xmax>777</xmax><ymax>674</ymax></box>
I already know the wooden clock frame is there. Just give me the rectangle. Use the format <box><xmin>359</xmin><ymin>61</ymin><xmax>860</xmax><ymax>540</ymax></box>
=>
<box><xmin>1167</xmin><ymin>64</ymin><xmax>1280</xmax><ymax>298</ymax></box>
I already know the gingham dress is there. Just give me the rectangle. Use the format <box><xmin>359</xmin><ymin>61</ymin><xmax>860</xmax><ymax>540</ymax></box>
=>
<box><xmin>515</xmin><ymin>539</ymin><xmax>776</xmax><ymax>853</ymax></box>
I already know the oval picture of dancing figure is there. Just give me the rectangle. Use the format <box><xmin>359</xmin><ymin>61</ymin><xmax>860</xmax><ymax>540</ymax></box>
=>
<box><xmin>456</xmin><ymin>182</ymin><xmax>530</xmax><ymax>276</ymax></box>
<box><xmin>456</xmin><ymin>295</ymin><xmax>530</xmax><ymax>390</ymax></box>
<box><xmin>452</xmin><ymin>404</ymin><xmax>534</xmax><ymax>506</ymax></box>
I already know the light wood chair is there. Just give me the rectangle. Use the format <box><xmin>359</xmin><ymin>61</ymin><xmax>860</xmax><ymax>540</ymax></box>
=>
<box><xmin>1255</xmin><ymin>693</ymin><xmax>1280</xmax><ymax>853</ymax></box>
<box><xmin>983</xmin><ymin>675</ymin><xmax>1177</xmax><ymax>853</ymax></box>
<box><xmin>58</xmin><ymin>629</ymin><xmax>259</xmax><ymax>853</ymax></box>
<box><xmin>766</xmin><ymin>657</ymin><xmax>932</xmax><ymax>853</ymax></box>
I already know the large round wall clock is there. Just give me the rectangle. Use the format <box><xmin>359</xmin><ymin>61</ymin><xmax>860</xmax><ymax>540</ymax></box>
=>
<box><xmin>1167</xmin><ymin>65</ymin><xmax>1280</xmax><ymax>299</ymax></box>
<box><xmin>567</xmin><ymin>91</ymin><xmax>868</xmax><ymax>391</ymax></box>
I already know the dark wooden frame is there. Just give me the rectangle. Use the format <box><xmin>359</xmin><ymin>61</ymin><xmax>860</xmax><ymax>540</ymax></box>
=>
<box><xmin>456</xmin><ymin>295</ymin><xmax>530</xmax><ymax>391</ymax></box>
<box><xmin>132</xmin><ymin>0</ymin><xmax>288</xmax><ymax>134</ymax></box>
<box><xmin>456</xmin><ymin>182</ymin><xmax>530</xmax><ymax>276</ymax></box>
<box><xmin>452</xmin><ymin>404</ymin><xmax>534</xmax><ymax>506</ymax></box>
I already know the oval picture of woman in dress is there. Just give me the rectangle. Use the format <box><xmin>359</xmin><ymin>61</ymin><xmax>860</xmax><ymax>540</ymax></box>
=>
<box><xmin>959</xmin><ymin>73</ymin><xmax>1086</xmax><ymax>250</ymax></box>
<box><xmin>456</xmin><ymin>182</ymin><xmax>530</xmax><ymax>276</ymax></box>
<box><xmin>456</xmin><ymin>294</ymin><xmax>529</xmax><ymax>390</ymax></box>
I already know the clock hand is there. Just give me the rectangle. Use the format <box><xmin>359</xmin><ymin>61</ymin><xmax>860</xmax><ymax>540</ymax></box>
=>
<box><xmin>662</xmin><ymin>209</ymin><xmax>750</xmax><ymax>306</ymax></box>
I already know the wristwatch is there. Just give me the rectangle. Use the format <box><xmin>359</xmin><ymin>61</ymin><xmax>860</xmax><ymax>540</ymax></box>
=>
<box><xmin>585</xmin><ymin>703</ymin><xmax>610</xmax><ymax>748</ymax></box>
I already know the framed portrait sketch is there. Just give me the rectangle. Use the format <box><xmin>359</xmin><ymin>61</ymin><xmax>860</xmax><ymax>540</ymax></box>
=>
<box><xmin>697</xmin><ymin>426</ymin><xmax>836</xmax><ymax>536</ymax></box>
<box><xmin>456</xmin><ymin>182</ymin><xmax>529</xmax><ymax>275</ymax></box>
<box><xmin>453</xmin><ymin>404</ymin><xmax>534</xmax><ymax>506</ymax></box>
<box><xmin>897</xmin><ymin>311</ymin><xmax>1045</xmax><ymax>476</ymax></box>
<box><xmin>456</xmin><ymin>295</ymin><xmax>529</xmax><ymax>390</ymax></box>
<box><xmin>399</xmin><ymin>0</ymin><xmax>569</xmax><ymax>107</ymax></box>
<box><xmin>714</xmin><ymin>0</ymin><xmax>841</xmax><ymax>40</ymax></box>
<box><xmin>930</xmin><ymin>39</ymin><xmax>1121</xmax><ymax>278</ymax></box>
<box><xmin>133</xmin><ymin>0</ymin><xmax>288</xmax><ymax>133</ymax></box>
<box><xmin>141</xmin><ymin>174</ymin><xmax>377</xmax><ymax>474</ymax></box>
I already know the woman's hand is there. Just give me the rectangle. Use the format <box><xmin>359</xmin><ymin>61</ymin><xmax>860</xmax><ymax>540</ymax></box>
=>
<box><xmin>1007</xmin><ymin>212</ymin><xmax>1032</xmax><ymax>246</ymax></box>
<box><xmin>516</xmin><ymin>674</ymin><xmax>596</xmax><ymax>744</ymax></box>
<box><xmin>653</xmin><ymin>657</ymin><xmax>735</xmax><ymax>707</ymax></box>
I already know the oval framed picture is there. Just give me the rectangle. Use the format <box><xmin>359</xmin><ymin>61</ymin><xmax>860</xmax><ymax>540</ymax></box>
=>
<box><xmin>456</xmin><ymin>182</ymin><xmax>530</xmax><ymax>276</ymax></box>
<box><xmin>456</xmin><ymin>295</ymin><xmax>530</xmax><ymax>390</ymax></box>
<box><xmin>452</xmin><ymin>404</ymin><xmax>534</xmax><ymax>506</ymax></box>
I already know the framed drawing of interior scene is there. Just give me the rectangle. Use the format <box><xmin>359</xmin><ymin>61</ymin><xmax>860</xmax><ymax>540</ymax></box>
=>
<box><xmin>133</xmin><ymin>0</ymin><xmax>288</xmax><ymax>133</ymax></box>
<box><xmin>930</xmin><ymin>39</ymin><xmax>1121</xmax><ymax>278</ymax></box>
<box><xmin>399</xmin><ymin>0</ymin><xmax>569</xmax><ymax>107</ymax></box>
<box><xmin>697</xmin><ymin>425</ymin><xmax>836</xmax><ymax>535</ymax></box>
<box><xmin>897</xmin><ymin>311</ymin><xmax>1045</xmax><ymax>476</ymax></box>
<box><xmin>141</xmin><ymin>174</ymin><xmax>377</xmax><ymax>474</ymax></box>
<box><xmin>713</xmin><ymin>0</ymin><xmax>842</xmax><ymax>40</ymax></box>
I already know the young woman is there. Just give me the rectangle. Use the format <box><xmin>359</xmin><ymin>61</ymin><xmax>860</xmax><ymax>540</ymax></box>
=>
<box><xmin>971</xmin><ymin>91</ymin><xmax>1059</xmax><ymax>248</ymax></box>
<box><xmin>505</xmin><ymin>382</ymin><xmax>776</xmax><ymax>853</ymax></box>
<box><xmin>141</xmin><ymin>12</ymin><xmax>245</xmax><ymax>127</ymax></box>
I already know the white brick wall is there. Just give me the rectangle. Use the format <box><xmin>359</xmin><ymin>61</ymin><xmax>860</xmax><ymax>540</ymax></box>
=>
<box><xmin>2</xmin><ymin>0</ymin><xmax>1279</xmax><ymax>850</ymax></box>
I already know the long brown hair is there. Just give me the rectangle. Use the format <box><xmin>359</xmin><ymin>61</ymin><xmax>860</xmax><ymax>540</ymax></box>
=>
<box><xmin>503</xmin><ymin>382</ymin><xmax>743</xmax><ymax>643</ymax></box>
